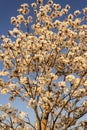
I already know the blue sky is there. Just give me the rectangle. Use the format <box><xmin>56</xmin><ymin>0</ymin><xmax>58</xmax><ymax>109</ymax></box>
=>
<box><xmin>0</xmin><ymin>0</ymin><xmax>87</xmax><ymax>35</ymax></box>
<box><xmin>0</xmin><ymin>0</ymin><xmax>87</xmax><ymax>126</ymax></box>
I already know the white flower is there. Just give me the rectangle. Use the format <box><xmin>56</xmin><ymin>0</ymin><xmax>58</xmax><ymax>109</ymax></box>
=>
<box><xmin>21</xmin><ymin>3</ymin><xmax>29</xmax><ymax>8</ymax></box>
<box><xmin>66</xmin><ymin>74</ymin><xmax>75</xmax><ymax>82</ymax></box>
<box><xmin>82</xmin><ymin>101</ymin><xmax>87</xmax><ymax>107</ymax></box>
<box><xmin>28</xmin><ymin>98</ymin><xmax>35</xmax><ymax>107</ymax></box>
<box><xmin>31</xmin><ymin>3</ymin><xmax>37</xmax><ymax>9</ymax></box>
<box><xmin>73</xmin><ymin>78</ymin><xmax>80</xmax><ymax>86</ymax></box>
<box><xmin>20</xmin><ymin>77</ymin><xmax>28</xmax><ymax>84</ymax></box>
<box><xmin>46</xmin><ymin>91</ymin><xmax>53</xmax><ymax>98</ymax></box>
<box><xmin>83</xmin><ymin>80</ymin><xmax>87</xmax><ymax>87</ymax></box>
<box><xmin>0</xmin><ymin>70</ymin><xmax>9</xmax><ymax>76</ymax></box>
<box><xmin>65</xmin><ymin>4</ymin><xmax>70</xmax><ymax>10</ymax></box>
<box><xmin>64</xmin><ymin>88</ymin><xmax>69</xmax><ymax>94</ymax></box>
<box><xmin>42</xmin><ymin>97</ymin><xmax>48</xmax><ymax>102</ymax></box>
<box><xmin>11</xmin><ymin>17</ymin><xmax>16</xmax><ymax>24</ymax></box>
<box><xmin>1</xmin><ymin>88</ymin><xmax>9</xmax><ymax>95</ymax></box>
<box><xmin>6</xmin><ymin>103</ymin><xmax>11</xmax><ymax>108</ymax></box>
<box><xmin>24</xmin><ymin>126</ymin><xmax>29</xmax><ymax>130</ymax></box>
<box><xmin>9</xmin><ymin>83</ymin><xmax>18</xmax><ymax>90</ymax></box>
<box><xmin>74</xmin><ymin>10</ymin><xmax>81</xmax><ymax>16</ymax></box>
<box><xmin>83</xmin><ymin>7</ymin><xmax>87</xmax><ymax>14</ymax></box>
<box><xmin>58</xmin><ymin>81</ymin><xmax>66</xmax><ymax>87</ymax></box>
<box><xmin>17</xmin><ymin>15</ymin><xmax>24</xmax><ymax>22</ymax></box>
<box><xmin>20</xmin><ymin>112</ymin><xmax>26</xmax><ymax>119</ymax></box>
<box><xmin>79</xmin><ymin>88</ymin><xmax>86</xmax><ymax>93</ymax></box>
<box><xmin>37</xmin><ymin>0</ymin><xmax>43</xmax><ymax>4</ymax></box>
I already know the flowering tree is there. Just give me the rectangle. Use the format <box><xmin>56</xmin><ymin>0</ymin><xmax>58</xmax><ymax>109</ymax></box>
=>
<box><xmin>0</xmin><ymin>0</ymin><xmax>87</xmax><ymax>130</ymax></box>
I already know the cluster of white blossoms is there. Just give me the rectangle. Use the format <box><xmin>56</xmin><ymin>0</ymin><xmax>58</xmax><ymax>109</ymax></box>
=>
<box><xmin>0</xmin><ymin>103</ymin><xmax>29</xmax><ymax>130</ymax></box>
<box><xmin>0</xmin><ymin>0</ymin><xmax>87</xmax><ymax>130</ymax></box>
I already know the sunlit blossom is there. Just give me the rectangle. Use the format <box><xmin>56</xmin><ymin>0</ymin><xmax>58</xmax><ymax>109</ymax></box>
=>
<box><xmin>19</xmin><ymin>111</ymin><xmax>26</xmax><ymax>119</ymax></box>
<box><xmin>1</xmin><ymin>88</ymin><xmax>9</xmax><ymax>95</ymax></box>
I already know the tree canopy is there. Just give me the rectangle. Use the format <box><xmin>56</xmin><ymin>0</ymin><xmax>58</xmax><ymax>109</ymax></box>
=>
<box><xmin>0</xmin><ymin>0</ymin><xmax>87</xmax><ymax>130</ymax></box>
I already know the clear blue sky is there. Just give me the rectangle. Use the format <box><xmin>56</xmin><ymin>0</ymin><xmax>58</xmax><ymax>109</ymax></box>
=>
<box><xmin>0</xmin><ymin>0</ymin><xmax>87</xmax><ymax>35</ymax></box>
<box><xmin>0</xmin><ymin>0</ymin><xmax>87</xmax><ymax>126</ymax></box>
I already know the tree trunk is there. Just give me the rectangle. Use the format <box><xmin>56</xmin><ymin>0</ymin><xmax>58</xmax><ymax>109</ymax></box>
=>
<box><xmin>41</xmin><ymin>113</ymin><xmax>49</xmax><ymax>130</ymax></box>
<box><xmin>37</xmin><ymin>120</ymin><xmax>41</xmax><ymax>130</ymax></box>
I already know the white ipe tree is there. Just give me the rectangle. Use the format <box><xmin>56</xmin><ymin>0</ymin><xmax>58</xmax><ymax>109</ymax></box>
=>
<box><xmin>0</xmin><ymin>0</ymin><xmax>87</xmax><ymax>130</ymax></box>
